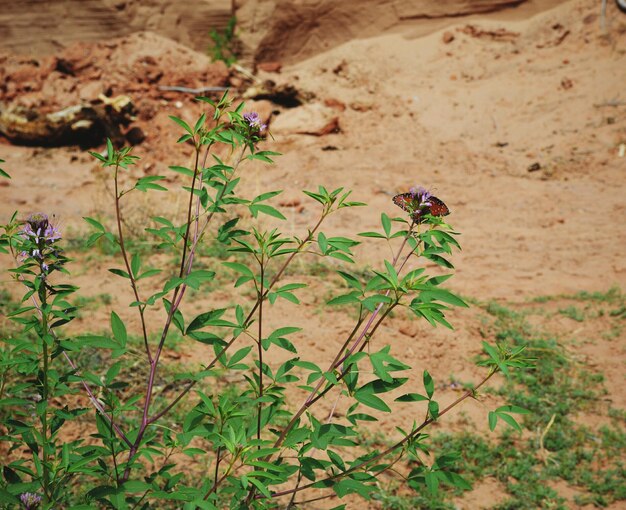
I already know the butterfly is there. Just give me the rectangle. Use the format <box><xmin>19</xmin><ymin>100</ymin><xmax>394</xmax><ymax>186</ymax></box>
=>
<box><xmin>392</xmin><ymin>187</ymin><xmax>450</xmax><ymax>223</ymax></box>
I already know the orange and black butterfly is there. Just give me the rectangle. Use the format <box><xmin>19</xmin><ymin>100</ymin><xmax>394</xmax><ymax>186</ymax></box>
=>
<box><xmin>392</xmin><ymin>187</ymin><xmax>450</xmax><ymax>223</ymax></box>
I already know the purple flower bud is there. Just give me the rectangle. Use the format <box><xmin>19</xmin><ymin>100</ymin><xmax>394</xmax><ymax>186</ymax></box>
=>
<box><xmin>243</xmin><ymin>111</ymin><xmax>267</xmax><ymax>132</ymax></box>
<box><xmin>20</xmin><ymin>493</ymin><xmax>42</xmax><ymax>509</ymax></box>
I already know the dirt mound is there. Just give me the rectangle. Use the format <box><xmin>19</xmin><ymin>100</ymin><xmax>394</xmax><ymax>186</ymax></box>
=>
<box><xmin>0</xmin><ymin>32</ymin><xmax>229</xmax><ymax>148</ymax></box>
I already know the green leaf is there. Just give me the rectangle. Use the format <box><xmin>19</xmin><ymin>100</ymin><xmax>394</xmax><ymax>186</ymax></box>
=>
<box><xmin>228</xmin><ymin>346</ymin><xmax>252</xmax><ymax>368</ymax></box>
<box><xmin>169</xmin><ymin>165</ymin><xmax>195</xmax><ymax>177</ymax></box>
<box><xmin>122</xmin><ymin>480</ymin><xmax>152</xmax><ymax>492</ymax></box>
<box><xmin>359</xmin><ymin>377</ymin><xmax>407</xmax><ymax>394</ymax></box>
<box><xmin>253</xmin><ymin>190</ymin><xmax>283</xmax><ymax>202</ymax></box>
<box><xmin>186</xmin><ymin>308</ymin><xmax>229</xmax><ymax>333</ymax></box>
<box><xmin>137</xmin><ymin>268</ymin><xmax>162</xmax><ymax>280</ymax></box>
<box><xmin>425</xmin><ymin>471</ymin><xmax>439</xmax><ymax>495</ymax></box>
<box><xmin>358</xmin><ymin>231</ymin><xmax>387</xmax><ymax>238</ymax></box>
<box><xmin>420</xmin><ymin>288</ymin><xmax>468</xmax><ymax>308</ymax></box>
<box><xmin>185</xmin><ymin>270</ymin><xmax>216</xmax><ymax>289</ymax></box>
<box><xmin>496</xmin><ymin>405</ymin><xmax>531</xmax><ymax>415</ymax></box>
<box><xmin>108</xmin><ymin>268</ymin><xmax>130</xmax><ymax>279</ymax></box>
<box><xmin>164</xmin><ymin>298</ymin><xmax>185</xmax><ymax>334</ymax></box>
<box><xmin>130</xmin><ymin>253</ymin><xmax>141</xmax><ymax>277</ymax></box>
<box><xmin>64</xmin><ymin>335</ymin><xmax>120</xmax><ymax>350</ymax></box>
<box><xmin>395</xmin><ymin>393</ymin><xmax>429</xmax><ymax>402</ymax></box>
<box><xmin>318</xmin><ymin>232</ymin><xmax>328</xmax><ymax>254</ymax></box>
<box><xmin>136</xmin><ymin>175</ymin><xmax>168</xmax><ymax>192</ymax></box>
<box><xmin>499</xmin><ymin>412</ymin><xmax>522</xmax><ymax>432</ymax></box>
<box><xmin>488</xmin><ymin>411</ymin><xmax>498</xmax><ymax>431</ymax></box>
<box><xmin>334</xmin><ymin>478</ymin><xmax>374</xmax><ymax>499</ymax></box>
<box><xmin>354</xmin><ymin>389</ymin><xmax>391</xmax><ymax>413</ymax></box>
<box><xmin>249</xmin><ymin>203</ymin><xmax>286</xmax><ymax>220</ymax></box>
<box><xmin>222</xmin><ymin>261</ymin><xmax>254</xmax><ymax>278</ymax></box>
<box><xmin>169</xmin><ymin>115</ymin><xmax>193</xmax><ymax>135</ymax></box>
<box><xmin>327</xmin><ymin>292</ymin><xmax>361</xmax><ymax>306</ymax></box>
<box><xmin>111</xmin><ymin>312</ymin><xmax>127</xmax><ymax>346</ymax></box>
<box><xmin>381</xmin><ymin>213</ymin><xmax>391</xmax><ymax>237</ymax></box>
<box><xmin>106</xmin><ymin>138</ymin><xmax>114</xmax><ymax>159</ymax></box>
<box><xmin>0</xmin><ymin>158</ymin><xmax>10</xmax><ymax>179</ymax></box>
<box><xmin>0</xmin><ymin>489</ymin><xmax>19</xmax><ymax>504</ymax></box>
<box><xmin>194</xmin><ymin>113</ymin><xmax>207</xmax><ymax>134</ymax></box>
<box><xmin>428</xmin><ymin>399</ymin><xmax>440</xmax><ymax>420</ymax></box>
<box><xmin>83</xmin><ymin>216</ymin><xmax>106</xmax><ymax>232</ymax></box>
<box><xmin>105</xmin><ymin>362</ymin><xmax>122</xmax><ymax>386</ymax></box>
<box><xmin>423</xmin><ymin>370</ymin><xmax>435</xmax><ymax>399</ymax></box>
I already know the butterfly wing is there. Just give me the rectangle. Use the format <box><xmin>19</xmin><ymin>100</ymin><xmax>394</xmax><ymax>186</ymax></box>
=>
<box><xmin>427</xmin><ymin>196</ymin><xmax>450</xmax><ymax>217</ymax></box>
<box><xmin>392</xmin><ymin>193</ymin><xmax>416</xmax><ymax>213</ymax></box>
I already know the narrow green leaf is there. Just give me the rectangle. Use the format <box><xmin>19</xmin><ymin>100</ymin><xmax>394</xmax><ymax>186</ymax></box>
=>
<box><xmin>423</xmin><ymin>370</ymin><xmax>435</xmax><ymax>399</ymax></box>
<box><xmin>169</xmin><ymin>115</ymin><xmax>193</xmax><ymax>135</ymax></box>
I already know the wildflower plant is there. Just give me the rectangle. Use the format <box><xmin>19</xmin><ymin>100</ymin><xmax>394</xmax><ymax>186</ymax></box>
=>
<box><xmin>0</xmin><ymin>92</ymin><xmax>533</xmax><ymax>508</ymax></box>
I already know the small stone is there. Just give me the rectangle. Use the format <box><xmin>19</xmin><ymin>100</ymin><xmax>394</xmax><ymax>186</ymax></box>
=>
<box><xmin>442</xmin><ymin>31</ymin><xmax>455</xmax><ymax>44</ymax></box>
<box><xmin>527</xmin><ymin>162</ymin><xmax>541</xmax><ymax>172</ymax></box>
<box><xmin>324</xmin><ymin>98</ymin><xmax>346</xmax><ymax>111</ymax></box>
<box><xmin>349</xmin><ymin>101</ymin><xmax>373</xmax><ymax>112</ymax></box>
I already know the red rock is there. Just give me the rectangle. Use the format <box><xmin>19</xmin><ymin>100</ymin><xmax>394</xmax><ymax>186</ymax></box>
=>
<box><xmin>271</xmin><ymin>103</ymin><xmax>339</xmax><ymax>136</ymax></box>
<box><xmin>257</xmin><ymin>61</ymin><xmax>282</xmax><ymax>73</ymax></box>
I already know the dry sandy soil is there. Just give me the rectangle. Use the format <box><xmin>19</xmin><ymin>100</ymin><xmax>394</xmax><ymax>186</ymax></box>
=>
<box><xmin>0</xmin><ymin>0</ymin><xmax>625</xmax><ymax>508</ymax></box>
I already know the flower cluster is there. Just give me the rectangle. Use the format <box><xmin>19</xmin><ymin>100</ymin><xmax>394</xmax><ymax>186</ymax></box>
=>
<box><xmin>409</xmin><ymin>186</ymin><xmax>433</xmax><ymax>208</ymax></box>
<box><xmin>20</xmin><ymin>492</ymin><xmax>42</xmax><ymax>509</ymax></box>
<box><xmin>243</xmin><ymin>111</ymin><xmax>267</xmax><ymax>132</ymax></box>
<box><xmin>20</xmin><ymin>213</ymin><xmax>62</xmax><ymax>273</ymax></box>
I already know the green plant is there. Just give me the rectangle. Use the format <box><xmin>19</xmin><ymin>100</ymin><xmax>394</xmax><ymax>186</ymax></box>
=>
<box><xmin>0</xmin><ymin>93</ymin><xmax>533</xmax><ymax>509</ymax></box>
<box><xmin>208</xmin><ymin>16</ymin><xmax>239</xmax><ymax>67</ymax></box>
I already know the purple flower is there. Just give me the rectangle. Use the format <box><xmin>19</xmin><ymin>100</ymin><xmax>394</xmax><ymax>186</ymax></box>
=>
<box><xmin>20</xmin><ymin>493</ymin><xmax>42</xmax><ymax>509</ymax></box>
<box><xmin>19</xmin><ymin>213</ymin><xmax>62</xmax><ymax>274</ymax></box>
<box><xmin>243</xmin><ymin>112</ymin><xmax>267</xmax><ymax>132</ymax></box>
<box><xmin>409</xmin><ymin>186</ymin><xmax>433</xmax><ymax>207</ymax></box>
<box><xmin>21</xmin><ymin>213</ymin><xmax>61</xmax><ymax>245</ymax></box>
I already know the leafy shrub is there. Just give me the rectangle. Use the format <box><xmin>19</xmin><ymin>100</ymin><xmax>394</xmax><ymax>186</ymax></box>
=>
<box><xmin>0</xmin><ymin>94</ymin><xmax>532</xmax><ymax>509</ymax></box>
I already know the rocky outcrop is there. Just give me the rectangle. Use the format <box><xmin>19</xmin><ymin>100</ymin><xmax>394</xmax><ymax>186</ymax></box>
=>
<box><xmin>0</xmin><ymin>0</ymin><xmax>232</xmax><ymax>56</ymax></box>
<box><xmin>237</xmin><ymin>0</ymin><xmax>531</xmax><ymax>63</ymax></box>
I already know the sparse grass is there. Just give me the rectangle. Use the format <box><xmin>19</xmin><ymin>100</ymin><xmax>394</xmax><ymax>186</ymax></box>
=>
<box><xmin>558</xmin><ymin>305</ymin><xmax>585</xmax><ymax>322</ymax></box>
<box><xmin>373</xmin><ymin>291</ymin><xmax>625</xmax><ymax>509</ymax></box>
<box><xmin>74</xmin><ymin>293</ymin><xmax>113</xmax><ymax>313</ymax></box>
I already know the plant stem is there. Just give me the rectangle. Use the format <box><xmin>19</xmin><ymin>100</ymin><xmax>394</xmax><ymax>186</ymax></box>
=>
<box><xmin>176</xmin><ymin>146</ymin><xmax>201</xmax><ymax>281</ymax></box>
<box><xmin>113</xmin><ymin>163</ymin><xmax>151</xmax><ymax>362</ymax></box>
<box><xmin>40</xmin><ymin>291</ymin><xmax>50</xmax><ymax>503</ymax></box>
<box><xmin>257</xmin><ymin>262</ymin><xmax>264</xmax><ymax>444</ymax></box>
<box><xmin>213</xmin><ymin>446</ymin><xmax>223</xmax><ymax>489</ymax></box>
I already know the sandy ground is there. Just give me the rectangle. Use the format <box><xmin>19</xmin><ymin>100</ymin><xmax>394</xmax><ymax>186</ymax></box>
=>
<box><xmin>0</xmin><ymin>0</ymin><xmax>625</xmax><ymax>508</ymax></box>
